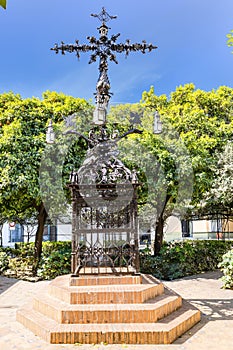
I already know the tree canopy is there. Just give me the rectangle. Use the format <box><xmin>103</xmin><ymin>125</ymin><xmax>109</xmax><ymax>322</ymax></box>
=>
<box><xmin>109</xmin><ymin>84</ymin><xmax>233</xmax><ymax>252</ymax></box>
<box><xmin>0</xmin><ymin>91</ymin><xmax>93</xmax><ymax>258</ymax></box>
<box><xmin>203</xmin><ymin>141</ymin><xmax>233</xmax><ymax>216</ymax></box>
<box><xmin>227</xmin><ymin>30</ymin><xmax>233</xmax><ymax>52</ymax></box>
<box><xmin>142</xmin><ymin>84</ymin><xmax>233</xmax><ymax>206</ymax></box>
<box><xmin>0</xmin><ymin>85</ymin><xmax>232</xmax><ymax>256</ymax></box>
<box><xmin>0</xmin><ymin>0</ymin><xmax>6</xmax><ymax>9</ymax></box>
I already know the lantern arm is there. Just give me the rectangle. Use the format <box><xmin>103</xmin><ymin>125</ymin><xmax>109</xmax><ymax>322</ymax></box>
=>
<box><xmin>63</xmin><ymin>130</ymin><xmax>91</xmax><ymax>144</ymax></box>
<box><xmin>118</xmin><ymin>128</ymin><xmax>143</xmax><ymax>140</ymax></box>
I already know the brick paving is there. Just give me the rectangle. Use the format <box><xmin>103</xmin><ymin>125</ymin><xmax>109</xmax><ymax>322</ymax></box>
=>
<box><xmin>0</xmin><ymin>271</ymin><xmax>232</xmax><ymax>350</ymax></box>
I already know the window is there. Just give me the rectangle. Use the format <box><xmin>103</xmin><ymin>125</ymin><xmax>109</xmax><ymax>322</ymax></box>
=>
<box><xmin>181</xmin><ymin>220</ymin><xmax>193</xmax><ymax>237</ymax></box>
<box><xmin>211</xmin><ymin>219</ymin><xmax>222</xmax><ymax>232</ymax></box>
<box><xmin>9</xmin><ymin>223</ymin><xmax>24</xmax><ymax>243</ymax></box>
<box><xmin>43</xmin><ymin>223</ymin><xmax>57</xmax><ymax>242</ymax></box>
<box><xmin>140</xmin><ymin>233</ymin><xmax>151</xmax><ymax>245</ymax></box>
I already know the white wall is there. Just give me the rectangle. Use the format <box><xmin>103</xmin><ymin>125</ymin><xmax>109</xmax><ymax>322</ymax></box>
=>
<box><xmin>164</xmin><ymin>216</ymin><xmax>182</xmax><ymax>242</ymax></box>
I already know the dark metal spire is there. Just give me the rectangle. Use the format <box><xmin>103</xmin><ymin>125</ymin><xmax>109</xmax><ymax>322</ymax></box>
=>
<box><xmin>91</xmin><ymin>7</ymin><xmax>117</xmax><ymax>24</ymax></box>
<box><xmin>51</xmin><ymin>8</ymin><xmax>158</xmax><ymax>125</ymax></box>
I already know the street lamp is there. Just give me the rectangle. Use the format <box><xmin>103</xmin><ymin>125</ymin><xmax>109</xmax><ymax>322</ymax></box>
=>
<box><xmin>46</xmin><ymin>119</ymin><xmax>55</xmax><ymax>144</ymax></box>
<box><xmin>153</xmin><ymin>111</ymin><xmax>162</xmax><ymax>134</ymax></box>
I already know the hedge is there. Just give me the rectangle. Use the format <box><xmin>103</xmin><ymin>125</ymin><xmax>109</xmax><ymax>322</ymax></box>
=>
<box><xmin>140</xmin><ymin>240</ymin><xmax>233</xmax><ymax>280</ymax></box>
<box><xmin>218</xmin><ymin>249</ymin><xmax>233</xmax><ymax>289</ymax></box>
<box><xmin>0</xmin><ymin>240</ymin><xmax>232</xmax><ymax>281</ymax></box>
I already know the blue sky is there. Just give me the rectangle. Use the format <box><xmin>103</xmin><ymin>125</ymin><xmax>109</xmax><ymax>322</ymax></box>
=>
<box><xmin>0</xmin><ymin>0</ymin><xmax>232</xmax><ymax>104</ymax></box>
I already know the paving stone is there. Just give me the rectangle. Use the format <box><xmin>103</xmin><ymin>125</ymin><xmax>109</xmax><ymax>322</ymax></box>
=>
<box><xmin>0</xmin><ymin>271</ymin><xmax>232</xmax><ymax>349</ymax></box>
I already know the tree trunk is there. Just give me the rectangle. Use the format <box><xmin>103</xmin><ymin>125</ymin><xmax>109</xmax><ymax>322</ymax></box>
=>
<box><xmin>34</xmin><ymin>203</ymin><xmax>47</xmax><ymax>261</ymax></box>
<box><xmin>153</xmin><ymin>215</ymin><xmax>164</xmax><ymax>255</ymax></box>
<box><xmin>153</xmin><ymin>194</ymin><xmax>171</xmax><ymax>256</ymax></box>
<box><xmin>0</xmin><ymin>224</ymin><xmax>3</xmax><ymax>247</ymax></box>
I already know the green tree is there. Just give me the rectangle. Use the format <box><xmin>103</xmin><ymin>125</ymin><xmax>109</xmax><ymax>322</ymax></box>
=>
<box><xmin>0</xmin><ymin>85</ymin><xmax>232</xmax><ymax>262</ymax></box>
<box><xmin>108</xmin><ymin>97</ymin><xmax>192</xmax><ymax>254</ymax></box>
<box><xmin>203</xmin><ymin>141</ymin><xmax>233</xmax><ymax>215</ymax></box>
<box><xmin>227</xmin><ymin>30</ymin><xmax>233</xmax><ymax>52</ymax></box>
<box><xmin>0</xmin><ymin>91</ymin><xmax>93</xmax><ymax>264</ymax></box>
<box><xmin>110</xmin><ymin>84</ymin><xmax>233</xmax><ymax>254</ymax></box>
<box><xmin>0</xmin><ymin>0</ymin><xmax>6</xmax><ymax>9</ymax></box>
<box><xmin>143</xmin><ymin>84</ymin><xmax>233</xmax><ymax>252</ymax></box>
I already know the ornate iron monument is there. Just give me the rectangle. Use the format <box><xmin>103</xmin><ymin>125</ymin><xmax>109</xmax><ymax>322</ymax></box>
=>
<box><xmin>52</xmin><ymin>8</ymin><xmax>157</xmax><ymax>276</ymax></box>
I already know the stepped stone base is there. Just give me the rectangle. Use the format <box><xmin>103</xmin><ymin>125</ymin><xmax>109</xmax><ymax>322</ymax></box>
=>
<box><xmin>17</xmin><ymin>274</ymin><xmax>201</xmax><ymax>344</ymax></box>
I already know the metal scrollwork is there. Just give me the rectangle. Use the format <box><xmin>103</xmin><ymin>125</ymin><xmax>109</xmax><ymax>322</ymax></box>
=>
<box><xmin>57</xmin><ymin>8</ymin><xmax>157</xmax><ymax>275</ymax></box>
<box><xmin>52</xmin><ymin>7</ymin><xmax>157</xmax><ymax>125</ymax></box>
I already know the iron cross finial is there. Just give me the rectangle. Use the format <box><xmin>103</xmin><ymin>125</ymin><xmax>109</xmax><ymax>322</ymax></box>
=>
<box><xmin>51</xmin><ymin>9</ymin><xmax>157</xmax><ymax>125</ymax></box>
<box><xmin>91</xmin><ymin>7</ymin><xmax>117</xmax><ymax>24</ymax></box>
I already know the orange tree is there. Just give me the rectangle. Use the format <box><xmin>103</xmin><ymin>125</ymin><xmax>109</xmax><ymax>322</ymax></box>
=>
<box><xmin>0</xmin><ymin>91</ymin><xmax>93</xmax><ymax>264</ymax></box>
<box><xmin>0</xmin><ymin>0</ymin><xmax>6</xmax><ymax>9</ymax></box>
<box><xmin>109</xmin><ymin>84</ymin><xmax>233</xmax><ymax>254</ymax></box>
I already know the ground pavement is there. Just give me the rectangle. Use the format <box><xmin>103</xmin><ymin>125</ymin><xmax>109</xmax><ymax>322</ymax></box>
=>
<box><xmin>0</xmin><ymin>270</ymin><xmax>232</xmax><ymax>350</ymax></box>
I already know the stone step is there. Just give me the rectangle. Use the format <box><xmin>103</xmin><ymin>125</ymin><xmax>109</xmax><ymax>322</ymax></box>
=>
<box><xmin>49</xmin><ymin>279</ymin><xmax>164</xmax><ymax>304</ymax></box>
<box><xmin>16</xmin><ymin>304</ymin><xmax>201</xmax><ymax>344</ymax></box>
<box><xmin>156</xmin><ymin>303</ymin><xmax>201</xmax><ymax>343</ymax></box>
<box><xmin>77</xmin><ymin>266</ymin><xmax>136</xmax><ymax>275</ymax></box>
<box><xmin>70</xmin><ymin>274</ymin><xmax>142</xmax><ymax>286</ymax></box>
<box><xmin>33</xmin><ymin>292</ymin><xmax>182</xmax><ymax>324</ymax></box>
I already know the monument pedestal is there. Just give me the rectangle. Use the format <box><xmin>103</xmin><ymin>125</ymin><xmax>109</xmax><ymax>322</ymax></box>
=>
<box><xmin>17</xmin><ymin>274</ymin><xmax>200</xmax><ymax>344</ymax></box>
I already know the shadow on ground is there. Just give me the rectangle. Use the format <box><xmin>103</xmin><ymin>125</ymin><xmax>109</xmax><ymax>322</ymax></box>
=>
<box><xmin>163</xmin><ymin>270</ymin><xmax>224</xmax><ymax>282</ymax></box>
<box><xmin>174</xmin><ymin>297</ymin><xmax>233</xmax><ymax>345</ymax></box>
<box><xmin>0</xmin><ymin>276</ymin><xmax>19</xmax><ymax>295</ymax></box>
<box><xmin>190</xmin><ymin>298</ymin><xmax>233</xmax><ymax>320</ymax></box>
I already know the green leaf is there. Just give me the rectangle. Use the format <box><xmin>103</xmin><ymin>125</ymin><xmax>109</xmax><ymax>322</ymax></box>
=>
<box><xmin>0</xmin><ymin>0</ymin><xmax>6</xmax><ymax>9</ymax></box>
<box><xmin>226</xmin><ymin>30</ymin><xmax>233</xmax><ymax>52</ymax></box>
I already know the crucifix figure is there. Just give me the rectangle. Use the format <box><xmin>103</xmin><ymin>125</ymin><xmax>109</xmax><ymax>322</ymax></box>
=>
<box><xmin>51</xmin><ymin>7</ymin><xmax>157</xmax><ymax>125</ymax></box>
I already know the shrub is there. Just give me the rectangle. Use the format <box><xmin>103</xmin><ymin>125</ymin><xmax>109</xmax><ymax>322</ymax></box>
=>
<box><xmin>7</xmin><ymin>256</ymin><xmax>36</xmax><ymax>279</ymax></box>
<box><xmin>0</xmin><ymin>241</ymin><xmax>71</xmax><ymax>280</ymax></box>
<box><xmin>37</xmin><ymin>241</ymin><xmax>71</xmax><ymax>279</ymax></box>
<box><xmin>218</xmin><ymin>249</ymin><xmax>233</xmax><ymax>289</ymax></box>
<box><xmin>14</xmin><ymin>242</ymin><xmax>35</xmax><ymax>257</ymax></box>
<box><xmin>1</xmin><ymin>240</ymin><xmax>232</xmax><ymax>281</ymax></box>
<box><xmin>140</xmin><ymin>240</ymin><xmax>233</xmax><ymax>280</ymax></box>
<box><xmin>0</xmin><ymin>251</ymin><xmax>9</xmax><ymax>273</ymax></box>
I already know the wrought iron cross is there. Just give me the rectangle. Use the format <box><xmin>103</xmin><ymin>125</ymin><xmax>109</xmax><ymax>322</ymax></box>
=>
<box><xmin>51</xmin><ymin>7</ymin><xmax>157</xmax><ymax>125</ymax></box>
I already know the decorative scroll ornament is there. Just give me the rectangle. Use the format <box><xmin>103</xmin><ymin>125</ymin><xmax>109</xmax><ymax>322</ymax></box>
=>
<box><xmin>52</xmin><ymin>8</ymin><xmax>157</xmax><ymax>275</ymax></box>
<box><xmin>74</xmin><ymin>140</ymin><xmax>136</xmax><ymax>212</ymax></box>
<box><xmin>51</xmin><ymin>7</ymin><xmax>157</xmax><ymax>125</ymax></box>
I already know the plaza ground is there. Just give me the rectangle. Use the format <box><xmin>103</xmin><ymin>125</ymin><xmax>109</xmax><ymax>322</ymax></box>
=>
<box><xmin>0</xmin><ymin>270</ymin><xmax>232</xmax><ymax>350</ymax></box>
